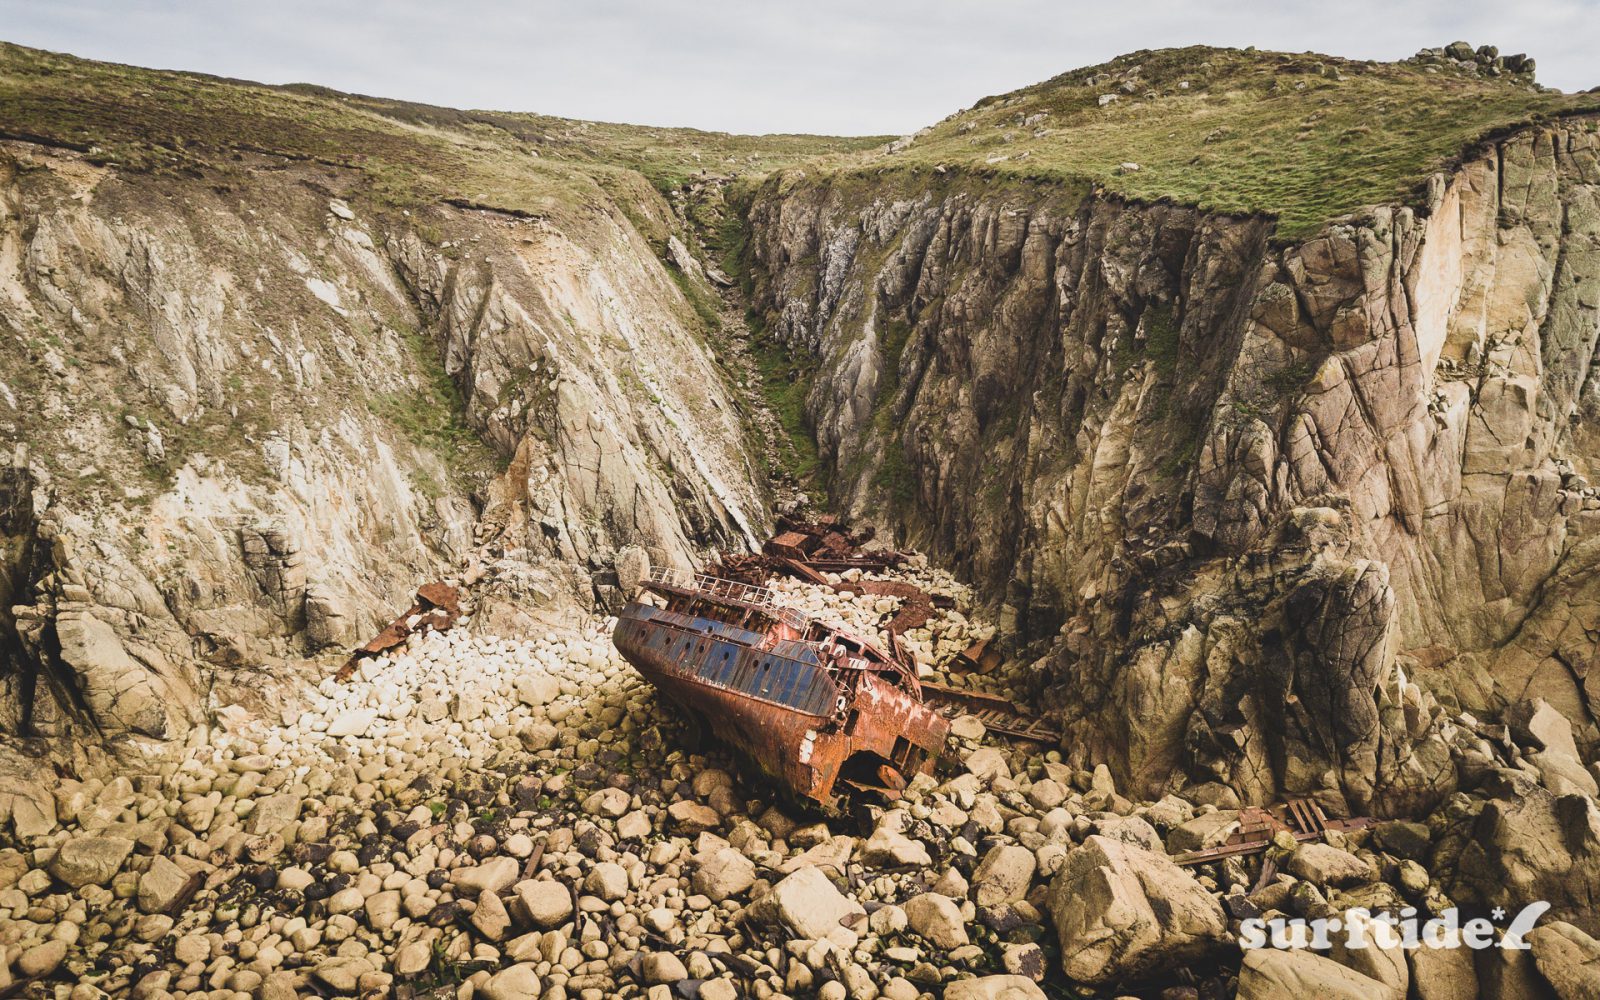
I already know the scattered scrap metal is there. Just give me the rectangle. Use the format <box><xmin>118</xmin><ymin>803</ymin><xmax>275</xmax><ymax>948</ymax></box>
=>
<box><xmin>1172</xmin><ymin>798</ymin><xmax>1375</xmax><ymax>866</ymax></box>
<box><xmin>610</xmin><ymin>517</ymin><xmax>1076</xmax><ymax>808</ymax></box>
<box><xmin>919</xmin><ymin>683</ymin><xmax>1061</xmax><ymax>744</ymax></box>
<box><xmin>712</xmin><ymin>516</ymin><xmax>951</xmax><ymax>636</ymax></box>
<box><xmin>337</xmin><ymin>582</ymin><xmax>461</xmax><ymax>681</ymax></box>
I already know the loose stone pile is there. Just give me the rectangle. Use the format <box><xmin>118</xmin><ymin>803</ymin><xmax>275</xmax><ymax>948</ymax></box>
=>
<box><xmin>766</xmin><ymin>565</ymin><xmax>1016</xmax><ymax>696</ymax></box>
<box><xmin>5</xmin><ymin>569</ymin><xmax>1600</xmax><ymax>1000</ymax></box>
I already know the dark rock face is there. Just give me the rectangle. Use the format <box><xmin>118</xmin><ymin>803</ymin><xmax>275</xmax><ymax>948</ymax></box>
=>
<box><xmin>746</xmin><ymin>121</ymin><xmax>1600</xmax><ymax>815</ymax></box>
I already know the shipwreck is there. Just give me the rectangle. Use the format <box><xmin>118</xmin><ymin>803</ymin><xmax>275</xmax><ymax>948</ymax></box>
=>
<box><xmin>612</xmin><ymin>567</ymin><xmax>950</xmax><ymax>808</ymax></box>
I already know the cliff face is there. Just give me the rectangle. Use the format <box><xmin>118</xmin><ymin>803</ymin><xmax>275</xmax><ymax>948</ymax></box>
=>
<box><xmin>747</xmin><ymin>120</ymin><xmax>1600</xmax><ymax>815</ymax></box>
<box><xmin>0</xmin><ymin>142</ymin><xmax>765</xmax><ymax>748</ymax></box>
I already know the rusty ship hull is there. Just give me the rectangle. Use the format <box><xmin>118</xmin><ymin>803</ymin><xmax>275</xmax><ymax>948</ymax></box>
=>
<box><xmin>612</xmin><ymin>569</ymin><xmax>948</xmax><ymax>808</ymax></box>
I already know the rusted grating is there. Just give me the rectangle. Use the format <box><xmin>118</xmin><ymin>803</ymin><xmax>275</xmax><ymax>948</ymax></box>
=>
<box><xmin>920</xmin><ymin>683</ymin><xmax>1062</xmax><ymax>744</ymax></box>
<box><xmin>1172</xmin><ymin>798</ymin><xmax>1375</xmax><ymax>866</ymax></box>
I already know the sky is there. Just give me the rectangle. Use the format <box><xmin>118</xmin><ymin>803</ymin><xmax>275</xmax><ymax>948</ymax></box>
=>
<box><xmin>0</xmin><ymin>0</ymin><xmax>1595</xmax><ymax>136</ymax></box>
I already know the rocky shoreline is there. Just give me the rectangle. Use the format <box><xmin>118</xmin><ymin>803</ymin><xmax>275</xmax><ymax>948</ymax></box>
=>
<box><xmin>4</xmin><ymin>565</ymin><xmax>1600</xmax><ymax>1000</ymax></box>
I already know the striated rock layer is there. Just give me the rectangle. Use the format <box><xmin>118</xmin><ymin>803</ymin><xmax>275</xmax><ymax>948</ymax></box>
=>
<box><xmin>746</xmin><ymin>119</ymin><xmax>1600</xmax><ymax>815</ymax></box>
<box><xmin>0</xmin><ymin>142</ymin><xmax>765</xmax><ymax>751</ymax></box>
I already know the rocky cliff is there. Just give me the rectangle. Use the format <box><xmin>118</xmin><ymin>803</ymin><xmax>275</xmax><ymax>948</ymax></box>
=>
<box><xmin>4</xmin><ymin>37</ymin><xmax>1600</xmax><ymax>1000</ymax></box>
<box><xmin>747</xmin><ymin>113</ymin><xmax>1600</xmax><ymax>819</ymax></box>
<box><xmin>0</xmin><ymin>140</ymin><xmax>766</xmax><ymax>754</ymax></box>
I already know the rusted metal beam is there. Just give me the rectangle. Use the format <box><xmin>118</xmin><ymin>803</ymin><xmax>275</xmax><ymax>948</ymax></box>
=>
<box><xmin>337</xmin><ymin>582</ymin><xmax>461</xmax><ymax>681</ymax></box>
<box><xmin>920</xmin><ymin>683</ymin><xmax>1062</xmax><ymax>744</ymax></box>
<box><xmin>1172</xmin><ymin>799</ymin><xmax>1375</xmax><ymax>866</ymax></box>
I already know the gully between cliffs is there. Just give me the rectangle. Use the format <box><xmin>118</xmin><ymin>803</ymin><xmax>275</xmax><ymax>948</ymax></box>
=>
<box><xmin>739</xmin><ymin>119</ymin><xmax>1600</xmax><ymax>822</ymax></box>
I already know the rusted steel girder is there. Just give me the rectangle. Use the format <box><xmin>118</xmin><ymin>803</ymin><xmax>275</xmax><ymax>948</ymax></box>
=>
<box><xmin>920</xmin><ymin>683</ymin><xmax>1063</xmax><ymax>744</ymax></box>
<box><xmin>1171</xmin><ymin>798</ymin><xmax>1376</xmax><ymax>866</ymax></box>
<box><xmin>337</xmin><ymin>582</ymin><xmax>461</xmax><ymax>681</ymax></box>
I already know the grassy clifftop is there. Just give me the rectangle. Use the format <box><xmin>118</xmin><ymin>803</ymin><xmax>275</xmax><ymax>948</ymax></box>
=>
<box><xmin>858</xmin><ymin>45</ymin><xmax>1600</xmax><ymax>240</ymax></box>
<box><xmin>0</xmin><ymin>41</ymin><xmax>884</xmax><ymax>217</ymax></box>
<box><xmin>4</xmin><ymin>40</ymin><xmax>1596</xmax><ymax>254</ymax></box>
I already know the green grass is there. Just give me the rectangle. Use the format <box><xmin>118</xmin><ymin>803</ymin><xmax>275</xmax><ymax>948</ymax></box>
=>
<box><xmin>874</xmin><ymin>438</ymin><xmax>917</xmax><ymax>509</ymax></box>
<box><xmin>0</xmin><ymin>41</ymin><xmax>885</xmax><ymax>220</ymax></box>
<box><xmin>845</xmin><ymin>46</ymin><xmax>1599</xmax><ymax>240</ymax></box>
<box><xmin>369</xmin><ymin>323</ymin><xmax>497</xmax><ymax>495</ymax></box>
<box><xmin>666</xmin><ymin>264</ymin><xmax>724</xmax><ymax>335</ymax></box>
<box><xmin>745</xmin><ymin>312</ymin><xmax>822</xmax><ymax>485</ymax></box>
<box><xmin>4</xmin><ymin>41</ymin><xmax>1594</xmax><ymax>246</ymax></box>
<box><xmin>1144</xmin><ymin>304</ymin><xmax>1179</xmax><ymax>376</ymax></box>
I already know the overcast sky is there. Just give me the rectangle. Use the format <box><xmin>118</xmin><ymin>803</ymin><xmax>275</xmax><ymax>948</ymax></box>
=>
<box><xmin>1</xmin><ymin>1</ymin><xmax>1595</xmax><ymax>135</ymax></box>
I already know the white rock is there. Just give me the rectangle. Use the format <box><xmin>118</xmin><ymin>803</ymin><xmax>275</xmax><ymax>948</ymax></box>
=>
<box><xmin>754</xmin><ymin>866</ymin><xmax>866</xmax><ymax>941</ymax></box>
<box><xmin>326</xmin><ymin>708</ymin><xmax>377</xmax><ymax>738</ymax></box>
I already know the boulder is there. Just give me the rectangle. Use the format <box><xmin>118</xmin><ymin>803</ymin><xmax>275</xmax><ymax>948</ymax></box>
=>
<box><xmin>518</xmin><ymin>722</ymin><xmax>559</xmax><ymax>752</ymax></box>
<box><xmin>643</xmin><ymin>952</ymin><xmax>689</xmax><ymax>984</ymax></box>
<box><xmin>313</xmin><ymin>957</ymin><xmax>374</xmax><ymax>992</ymax></box>
<box><xmin>1288</xmin><ymin>843</ymin><xmax>1372</xmax><ymax>886</ymax></box>
<box><xmin>950</xmin><ymin>715</ymin><xmax>987</xmax><ymax>741</ymax></box>
<box><xmin>16</xmin><ymin>939</ymin><xmax>66</xmax><ymax>978</ymax></box>
<box><xmin>965</xmin><ymin>747</ymin><xmax>1011</xmax><ymax>781</ymax></box>
<box><xmin>1451</xmin><ymin>770</ymin><xmax>1600</xmax><ymax>937</ymax></box>
<box><xmin>692</xmin><ymin>847</ymin><xmax>755</xmax><ymax>902</ymax></box>
<box><xmin>1166</xmin><ymin>811</ymin><xmax>1239</xmax><ymax>853</ymax></box>
<box><xmin>1369</xmin><ymin>820</ymin><xmax>1430</xmax><ymax>861</ymax></box>
<box><xmin>1001</xmin><ymin>941</ymin><xmax>1048</xmax><ymax>981</ymax></box>
<box><xmin>481</xmin><ymin>963</ymin><xmax>541</xmax><ymax>1000</ymax></box>
<box><xmin>1529</xmin><ymin>921</ymin><xmax>1600</xmax><ymax>998</ymax></box>
<box><xmin>1237</xmin><ymin>949</ymin><xmax>1401</xmax><ymax>1000</ymax></box>
<box><xmin>326</xmin><ymin>708</ymin><xmax>377</xmax><ymax>738</ymax></box>
<box><xmin>53</xmin><ymin>612</ymin><xmax>178</xmax><ymax>737</ymax></box>
<box><xmin>1479</xmin><ymin>943</ymin><xmax>1548</xmax><ymax>999</ymax></box>
<box><xmin>615</xmin><ymin>546</ymin><xmax>651</xmax><ymax>593</ymax></box>
<box><xmin>1329</xmin><ymin>925</ymin><xmax>1408</xmax><ymax>996</ymax></box>
<box><xmin>1091</xmin><ymin>814</ymin><xmax>1164</xmax><ymax>852</ymax></box>
<box><xmin>943</xmin><ymin>976</ymin><xmax>1047</xmax><ymax>1000</ymax></box>
<box><xmin>585</xmin><ymin>862</ymin><xmax>630</xmax><ymax>902</ymax></box>
<box><xmin>137</xmin><ymin>855</ymin><xmax>192</xmax><ymax>913</ymax></box>
<box><xmin>1505</xmin><ymin>699</ymin><xmax>1581</xmax><ymax>759</ymax></box>
<box><xmin>366</xmin><ymin>889</ymin><xmax>401</xmax><ymax>932</ymax></box>
<box><xmin>752</xmin><ymin>865</ymin><xmax>865</xmax><ymax>941</ymax></box>
<box><xmin>904</xmin><ymin>892</ymin><xmax>969</xmax><ymax>949</ymax></box>
<box><xmin>781</xmin><ymin>836</ymin><xmax>855</xmax><ymax>877</ymax></box>
<box><xmin>451</xmin><ymin>856</ymin><xmax>521</xmax><ymax>896</ymax></box>
<box><xmin>1531</xmin><ymin>752</ymin><xmax>1600</xmax><ymax>797</ymax></box>
<box><xmin>516</xmin><ymin>674</ymin><xmax>561</xmax><ymax>708</ymax></box>
<box><xmin>972</xmin><ymin>844</ymin><xmax>1037</xmax><ymax>906</ymax></box>
<box><xmin>643</xmin><ymin>953</ymin><xmax>688</xmax><ymax>985</ymax></box>
<box><xmin>861</xmin><ymin>825</ymin><xmax>932</xmax><ymax>867</ymax></box>
<box><xmin>49</xmin><ymin>835</ymin><xmax>134</xmax><ymax>888</ymax></box>
<box><xmin>515</xmin><ymin>879</ymin><xmax>574</xmax><ymax>929</ymax></box>
<box><xmin>471</xmin><ymin>888</ymin><xmax>511</xmax><ymax>941</ymax></box>
<box><xmin>1408</xmin><ymin>945</ymin><xmax>1477</xmax><ymax>1000</ymax></box>
<box><xmin>582</xmin><ymin>787</ymin><xmax>630</xmax><ymax>818</ymax></box>
<box><xmin>249</xmin><ymin>792</ymin><xmax>302</xmax><ymax>835</ymax></box>
<box><xmin>0</xmin><ymin>781</ymin><xmax>57</xmax><ymax>840</ymax></box>
<box><xmin>1048</xmin><ymin>835</ymin><xmax>1227</xmax><ymax>985</ymax></box>
<box><xmin>667</xmin><ymin>800</ymin><xmax>720</xmax><ymax>833</ymax></box>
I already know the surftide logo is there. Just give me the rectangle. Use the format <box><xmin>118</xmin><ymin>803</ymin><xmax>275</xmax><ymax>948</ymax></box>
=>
<box><xmin>1239</xmin><ymin>902</ymin><xmax>1551</xmax><ymax>951</ymax></box>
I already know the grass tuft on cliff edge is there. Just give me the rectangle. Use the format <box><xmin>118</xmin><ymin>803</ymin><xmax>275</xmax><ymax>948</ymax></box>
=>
<box><xmin>859</xmin><ymin>45</ymin><xmax>1600</xmax><ymax>241</ymax></box>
